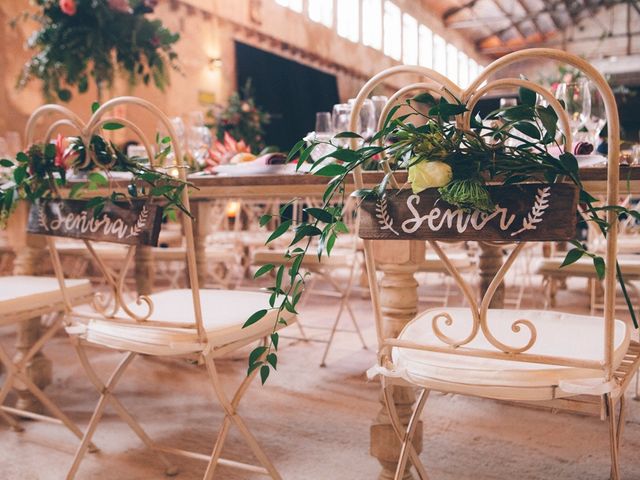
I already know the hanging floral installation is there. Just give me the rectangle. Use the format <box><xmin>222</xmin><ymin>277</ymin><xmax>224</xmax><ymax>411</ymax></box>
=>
<box><xmin>208</xmin><ymin>80</ymin><xmax>272</xmax><ymax>153</ymax></box>
<box><xmin>16</xmin><ymin>0</ymin><xmax>180</xmax><ymax>101</ymax></box>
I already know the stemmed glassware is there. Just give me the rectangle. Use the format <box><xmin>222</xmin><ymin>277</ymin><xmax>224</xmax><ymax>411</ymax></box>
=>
<box><xmin>555</xmin><ymin>78</ymin><xmax>591</xmax><ymax>141</ymax></box>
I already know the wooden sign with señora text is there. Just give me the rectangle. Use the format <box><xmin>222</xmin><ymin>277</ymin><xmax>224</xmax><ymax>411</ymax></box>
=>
<box><xmin>27</xmin><ymin>199</ymin><xmax>163</xmax><ymax>246</ymax></box>
<box><xmin>358</xmin><ymin>183</ymin><xmax>579</xmax><ymax>242</ymax></box>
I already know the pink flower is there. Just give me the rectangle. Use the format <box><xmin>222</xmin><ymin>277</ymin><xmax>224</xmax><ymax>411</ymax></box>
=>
<box><xmin>59</xmin><ymin>0</ymin><xmax>77</xmax><ymax>16</ymax></box>
<box><xmin>107</xmin><ymin>0</ymin><xmax>133</xmax><ymax>13</ymax></box>
<box><xmin>54</xmin><ymin>134</ymin><xmax>78</xmax><ymax>170</ymax></box>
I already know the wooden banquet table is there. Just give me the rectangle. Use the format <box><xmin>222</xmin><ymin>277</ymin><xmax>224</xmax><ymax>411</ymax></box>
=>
<box><xmin>4</xmin><ymin>165</ymin><xmax>640</xmax><ymax>479</ymax></box>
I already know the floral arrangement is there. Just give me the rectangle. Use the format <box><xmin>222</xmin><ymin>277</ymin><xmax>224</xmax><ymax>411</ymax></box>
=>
<box><xmin>208</xmin><ymin>80</ymin><xmax>271</xmax><ymax>153</ymax></box>
<box><xmin>203</xmin><ymin>132</ymin><xmax>253</xmax><ymax>173</ymax></box>
<box><xmin>0</xmin><ymin>112</ymin><xmax>190</xmax><ymax>227</ymax></box>
<box><xmin>244</xmin><ymin>88</ymin><xmax>639</xmax><ymax>384</ymax></box>
<box><xmin>17</xmin><ymin>0</ymin><xmax>180</xmax><ymax>101</ymax></box>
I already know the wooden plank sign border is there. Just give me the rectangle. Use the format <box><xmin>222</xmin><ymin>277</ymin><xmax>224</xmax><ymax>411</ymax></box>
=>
<box><xmin>358</xmin><ymin>183</ymin><xmax>579</xmax><ymax>242</ymax></box>
<box><xmin>27</xmin><ymin>199</ymin><xmax>164</xmax><ymax>246</ymax></box>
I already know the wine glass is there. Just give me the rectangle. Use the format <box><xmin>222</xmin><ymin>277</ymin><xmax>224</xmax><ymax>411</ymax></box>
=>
<box><xmin>555</xmin><ymin>79</ymin><xmax>591</xmax><ymax>141</ymax></box>
<box><xmin>315</xmin><ymin>112</ymin><xmax>332</xmax><ymax>134</ymax></box>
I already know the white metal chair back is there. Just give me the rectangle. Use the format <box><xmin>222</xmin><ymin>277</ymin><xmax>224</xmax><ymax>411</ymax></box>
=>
<box><xmin>24</xmin><ymin>97</ymin><xmax>207</xmax><ymax>342</ymax></box>
<box><xmin>352</xmin><ymin>48</ymin><xmax>621</xmax><ymax>387</ymax></box>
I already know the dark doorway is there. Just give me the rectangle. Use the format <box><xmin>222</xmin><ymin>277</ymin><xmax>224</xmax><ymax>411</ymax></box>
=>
<box><xmin>235</xmin><ymin>41</ymin><xmax>340</xmax><ymax>151</ymax></box>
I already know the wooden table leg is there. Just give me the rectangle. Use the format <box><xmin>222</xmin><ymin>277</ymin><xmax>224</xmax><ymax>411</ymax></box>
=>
<box><xmin>190</xmin><ymin>201</ymin><xmax>213</xmax><ymax>287</ymax></box>
<box><xmin>11</xmin><ymin>237</ymin><xmax>51</xmax><ymax>413</ymax></box>
<box><xmin>478</xmin><ymin>242</ymin><xmax>505</xmax><ymax>308</ymax></box>
<box><xmin>135</xmin><ymin>245</ymin><xmax>155</xmax><ymax>296</ymax></box>
<box><xmin>370</xmin><ymin>240</ymin><xmax>425</xmax><ymax>480</ymax></box>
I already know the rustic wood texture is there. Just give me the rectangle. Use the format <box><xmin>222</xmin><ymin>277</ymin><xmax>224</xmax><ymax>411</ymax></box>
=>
<box><xmin>359</xmin><ymin>183</ymin><xmax>579</xmax><ymax>242</ymax></box>
<box><xmin>27</xmin><ymin>199</ymin><xmax>163</xmax><ymax>246</ymax></box>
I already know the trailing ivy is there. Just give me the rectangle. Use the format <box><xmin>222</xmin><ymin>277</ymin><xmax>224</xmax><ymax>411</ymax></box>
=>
<box><xmin>246</xmin><ymin>88</ymin><xmax>640</xmax><ymax>383</ymax></box>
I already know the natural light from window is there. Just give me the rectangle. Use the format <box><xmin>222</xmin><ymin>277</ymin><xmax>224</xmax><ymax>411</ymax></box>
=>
<box><xmin>418</xmin><ymin>25</ymin><xmax>433</xmax><ymax>68</ymax></box>
<box><xmin>337</xmin><ymin>0</ymin><xmax>360</xmax><ymax>42</ymax></box>
<box><xmin>402</xmin><ymin>14</ymin><xmax>418</xmax><ymax>65</ymax></box>
<box><xmin>383</xmin><ymin>1</ymin><xmax>401</xmax><ymax>60</ymax></box>
<box><xmin>433</xmin><ymin>34</ymin><xmax>446</xmax><ymax>74</ymax></box>
<box><xmin>446</xmin><ymin>43</ymin><xmax>458</xmax><ymax>84</ymax></box>
<box><xmin>275</xmin><ymin>0</ymin><xmax>302</xmax><ymax>13</ymax></box>
<box><xmin>308</xmin><ymin>0</ymin><xmax>333</xmax><ymax>27</ymax></box>
<box><xmin>458</xmin><ymin>51</ymin><xmax>469</xmax><ymax>87</ymax></box>
<box><xmin>362</xmin><ymin>0</ymin><xmax>382</xmax><ymax>50</ymax></box>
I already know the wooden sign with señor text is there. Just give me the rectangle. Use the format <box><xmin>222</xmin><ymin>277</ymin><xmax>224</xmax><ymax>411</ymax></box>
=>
<box><xmin>358</xmin><ymin>183</ymin><xmax>579</xmax><ymax>242</ymax></box>
<box><xmin>27</xmin><ymin>199</ymin><xmax>163</xmax><ymax>246</ymax></box>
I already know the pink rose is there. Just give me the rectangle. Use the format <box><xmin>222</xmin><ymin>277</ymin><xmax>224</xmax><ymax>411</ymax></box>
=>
<box><xmin>107</xmin><ymin>0</ymin><xmax>133</xmax><ymax>13</ymax></box>
<box><xmin>54</xmin><ymin>134</ymin><xmax>78</xmax><ymax>170</ymax></box>
<box><xmin>59</xmin><ymin>0</ymin><xmax>77</xmax><ymax>16</ymax></box>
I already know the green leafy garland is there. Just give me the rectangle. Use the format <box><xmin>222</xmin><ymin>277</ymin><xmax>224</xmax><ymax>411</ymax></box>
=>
<box><xmin>0</xmin><ymin>119</ymin><xmax>191</xmax><ymax>227</ymax></box>
<box><xmin>245</xmin><ymin>87</ymin><xmax>640</xmax><ymax>384</ymax></box>
<box><xmin>16</xmin><ymin>0</ymin><xmax>180</xmax><ymax>102</ymax></box>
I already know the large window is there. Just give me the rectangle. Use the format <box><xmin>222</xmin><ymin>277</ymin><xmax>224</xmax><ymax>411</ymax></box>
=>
<box><xmin>418</xmin><ymin>25</ymin><xmax>432</xmax><ymax>68</ymax></box>
<box><xmin>433</xmin><ymin>35</ymin><xmax>446</xmax><ymax>74</ymax></box>
<box><xmin>446</xmin><ymin>43</ymin><xmax>458</xmax><ymax>83</ymax></box>
<box><xmin>275</xmin><ymin>0</ymin><xmax>302</xmax><ymax>12</ymax></box>
<box><xmin>337</xmin><ymin>0</ymin><xmax>360</xmax><ymax>42</ymax></box>
<box><xmin>383</xmin><ymin>1</ymin><xmax>402</xmax><ymax>60</ymax></box>
<box><xmin>469</xmin><ymin>59</ymin><xmax>479</xmax><ymax>83</ymax></box>
<box><xmin>458</xmin><ymin>51</ymin><xmax>469</xmax><ymax>87</ymax></box>
<box><xmin>362</xmin><ymin>0</ymin><xmax>382</xmax><ymax>50</ymax></box>
<box><xmin>402</xmin><ymin>14</ymin><xmax>418</xmax><ymax>65</ymax></box>
<box><xmin>308</xmin><ymin>0</ymin><xmax>333</xmax><ymax>27</ymax></box>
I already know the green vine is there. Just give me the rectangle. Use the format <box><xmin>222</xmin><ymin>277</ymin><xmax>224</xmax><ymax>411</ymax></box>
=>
<box><xmin>245</xmin><ymin>87</ymin><xmax>640</xmax><ymax>383</ymax></box>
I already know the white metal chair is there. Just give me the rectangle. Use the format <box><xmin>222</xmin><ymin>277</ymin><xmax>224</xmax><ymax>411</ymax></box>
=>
<box><xmin>0</xmin><ymin>226</ymin><xmax>93</xmax><ymax>440</ymax></box>
<box><xmin>25</xmin><ymin>97</ymin><xmax>295</xmax><ymax>479</ymax></box>
<box><xmin>352</xmin><ymin>49</ymin><xmax>638</xmax><ymax>479</ymax></box>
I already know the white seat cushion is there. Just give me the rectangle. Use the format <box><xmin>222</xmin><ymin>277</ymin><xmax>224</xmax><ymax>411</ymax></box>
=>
<box><xmin>536</xmin><ymin>255</ymin><xmax>640</xmax><ymax>278</ymax></box>
<box><xmin>388</xmin><ymin>308</ymin><xmax>630</xmax><ymax>400</ymax></box>
<box><xmin>253</xmin><ymin>249</ymin><xmax>352</xmax><ymax>268</ymax></box>
<box><xmin>418</xmin><ymin>253</ymin><xmax>474</xmax><ymax>273</ymax></box>
<box><xmin>74</xmin><ymin>289</ymin><xmax>295</xmax><ymax>356</ymax></box>
<box><xmin>0</xmin><ymin>275</ymin><xmax>93</xmax><ymax>322</ymax></box>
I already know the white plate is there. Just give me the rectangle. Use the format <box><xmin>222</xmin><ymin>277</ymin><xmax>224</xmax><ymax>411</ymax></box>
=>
<box><xmin>212</xmin><ymin>163</ymin><xmax>299</xmax><ymax>176</ymax></box>
<box><xmin>575</xmin><ymin>154</ymin><xmax>607</xmax><ymax>168</ymax></box>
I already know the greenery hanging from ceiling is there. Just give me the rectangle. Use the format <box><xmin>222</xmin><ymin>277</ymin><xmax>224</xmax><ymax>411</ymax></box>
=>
<box><xmin>16</xmin><ymin>0</ymin><xmax>180</xmax><ymax>102</ymax></box>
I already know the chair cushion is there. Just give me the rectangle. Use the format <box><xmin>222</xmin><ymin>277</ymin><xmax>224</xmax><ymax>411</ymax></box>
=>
<box><xmin>0</xmin><ymin>275</ymin><xmax>93</xmax><ymax>322</ymax></box>
<box><xmin>253</xmin><ymin>249</ymin><xmax>352</xmax><ymax>268</ymax></box>
<box><xmin>75</xmin><ymin>289</ymin><xmax>295</xmax><ymax>356</ymax></box>
<box><xmin>536</xmin><ymin>255</ymin><xmax>640</xmax><ymax>278</ymax></box>
<box><xmin>418</xmin><ymin>253</ymin><xmax>474</xmax><ymax>273</ymax></box>
<box><xmin>389</xmin><ymin>308</ymin><xmax>630</xmax><ymax>399</ymax></box>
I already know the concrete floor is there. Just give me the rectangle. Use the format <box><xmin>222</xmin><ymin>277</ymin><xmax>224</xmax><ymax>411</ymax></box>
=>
<box><xmin>2</xmin><ymin>276</ymin><xmax>640</xmax><ymax>479</ymax></box>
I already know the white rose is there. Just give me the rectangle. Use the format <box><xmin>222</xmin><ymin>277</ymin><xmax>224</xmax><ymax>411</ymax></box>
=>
<box><xmin>408</xmin><ymin>160</ymin><xmax>453</xmax><ymax>194</ymax></box>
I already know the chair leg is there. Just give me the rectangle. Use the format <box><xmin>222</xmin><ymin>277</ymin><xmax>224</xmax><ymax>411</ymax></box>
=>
<box><xmin>68</xmin><ymin>345</ymin><xmax>177</xmax><ymax>479</ymax></box>
<box><xmin>394</xmin><ymin>389</ymin><xmax>429</xmax><ymax>480</ymax></box>
<box><xmin>203</xmin><ymin>352</ymin><xmax>282</xmax><ymax>480</ymax></box>
<box><xmin>381</xmin><ymin>379</ymin><xmax>430</xmax><ymax>480</ymax></box>
<box><xmin>604</xmin><ymin>393</ymin><xmax>621</xmax><ymax>480</ymax></box>
<box><xmin>0</xmin><ymin>353</ymin><xmax>22</xmax><ymax>431</ymax></box>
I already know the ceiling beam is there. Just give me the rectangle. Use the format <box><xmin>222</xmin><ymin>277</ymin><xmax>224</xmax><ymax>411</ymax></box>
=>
<box><xmin>442</xmin><ymin>0</ymin><xmax>480</xmax><ymax>21</ymax></box>
<box><xmin>515</xmin><ymin>0</ymin><xmax>546</xmax><ymax>38</ymax></box>
<box><xmin>490</xmin><ymin>0</ymin><xmax>529</xmax><ymax>39</ymax></box>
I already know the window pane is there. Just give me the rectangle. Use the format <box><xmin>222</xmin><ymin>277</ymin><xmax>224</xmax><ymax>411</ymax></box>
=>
<box><xmin>446</xmin><ymin>44</ymin><xmax>458</xmax><ymax>83</ymax></box>
<box><xmin>402</xmin><ymin>14</ymin><xmax>418</xmax><ymax>65</ymax></box>
<box><xmin>276</xmin><ymin>0</ymin><xmax>302</xmax><ymax>12</ymax></box>
<box><xmin>433</xmin><ymin>35</ymin><xmax>446</xmax><ymax>74</ymax></box>
<box><xmin>468</xmin><ymin>59</ymin><xmax>478</xmax><ymax>82</ymax></box>
<box><xmin>383</xmin><ymin>1</ymin><xmax>401</xmax><ymax>60</ymax></box>
<box><xmin>309</xmin><ymin>0</ymin><xmax>333</xmax><ymax>27</ymax></box>
<box><xmin>418</xmin><ymin>25</ymin><xmax>432</xmax><ymax>68</ymax></box>
<box><xmin>337</xmin><ymin>0</ymin><xmax>359</xmax><ymax>42</ymax></box>
<box><xmin>458</xmin><ymin>51</ymin><xmax>469</xmax><ymax>87</ymax></box>
<box><xmin>362</xmin><ymin>0</ymin><xmax>382</xmax><ymax>49</ymax></box>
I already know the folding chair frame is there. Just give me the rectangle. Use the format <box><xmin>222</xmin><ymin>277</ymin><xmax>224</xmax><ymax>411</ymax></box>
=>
<box><xmin>0</xmin><ymin>313</ymin><xmax>94</xmax><ymax>449</ymax></box>
<box><xmin>65</xmin><ymin>337</ymin><xmax>281</xmax><ymax>480</ymax></box>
